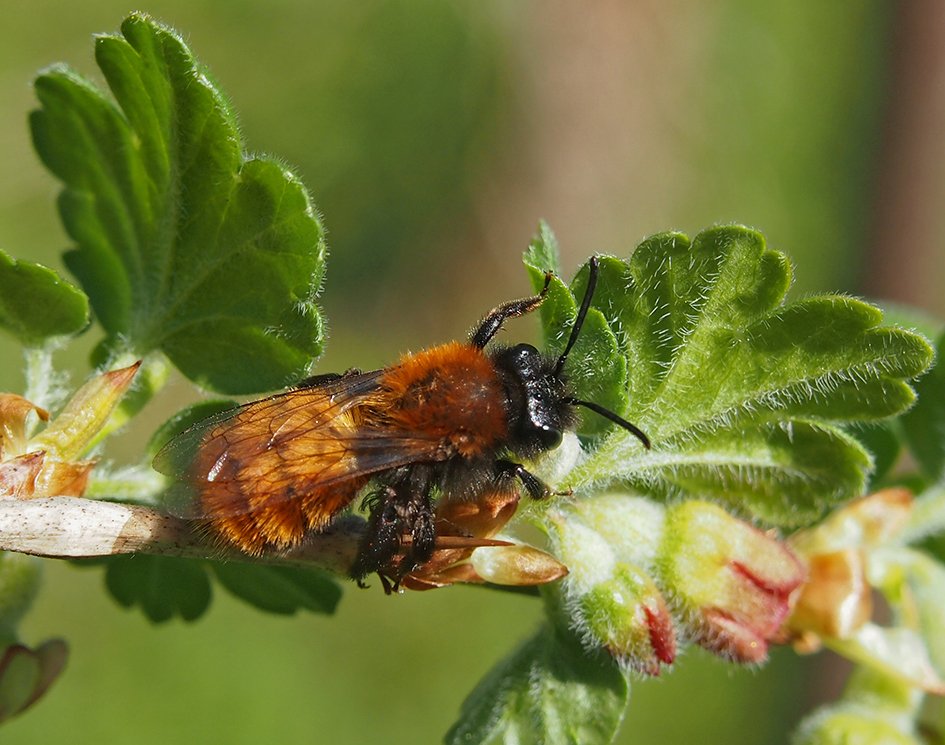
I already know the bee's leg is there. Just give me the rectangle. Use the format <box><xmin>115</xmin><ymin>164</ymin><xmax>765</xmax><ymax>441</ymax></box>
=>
<box><xmin>392</xmin><ymin>464</ymin><xmax>437</xmax><ymax>577</ymax></box>
<box><xmin>495</xmin><ymin>459</ymin><xmax>553</xmax><ymax>500</ymax></box>
<box><xmin>403</xmin><ymin>490</ymin><xmax>436</xmax><ymax>572</ymax></box>
<box><xmin>352</xmin><ymin>486</ymin><xmax>403</xmax><ymax>588</ymax></box>
<box><xmin>296</xmin><ymin>367</ymin><xmax>366</xmax><ymax>389</ymax></box>
<box><xmin>470</xmin><ymin>272</ymin><xmax>553</xmax><ymax>349</ymax></box>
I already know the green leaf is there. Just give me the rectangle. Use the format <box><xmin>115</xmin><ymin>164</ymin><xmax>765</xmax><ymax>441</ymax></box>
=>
<box><xmin>628</xmin><ymin>422</ymin><xmax>871</xmax><ymax>524</ymax></box>
<box><xmin>524</xmin><ymin>220</ymin><xmax>563</xmax><ymax>277</ymax></box>
<box><xmin>30</xmin><ymin>13</ymin><xmax>325</xmax><ymax>393</ymax></box>
<box><xmin>102</xmin><ymin>555</ymin><xmax>211</xmax><ymax>623</ymax></box>
<box><xmin>209</xmin><ymin>562</ymin><xmax>341</xmax><ymax>616</ymax></box>
<box><xmin>536</xmin><ymin>226</ymin><xmax>933</xmax><ymax>526</ymax></box>
<box><xmin>523</xmin><ymin>225</ymin><xmax>628</xmax><ymax>435</ymax></box>
<box><xmin>0</xmin><ymin>553</ymin><xmax>41</xmax><ymax>640</ymax></box>
<box><xmin>901</xmin><ymin>331</ymin><xmax>945</xmax><ymax>481</ymax></box>
<box><xmin>0</xmin><ymin>640</ymin><xmax>68</xmax><ymax>723</ymax></box>
<box><xmin>446</xmin><ymin>622</ymin><xmax>628</xmax><ymax>745</ymax></box>
<box><xmin>524</xmin><ymin>222</ymin><xmax>574</xmax><ymax>352</ymax></box>
<box><xmin>0</xmin><ymin>249</ymin><xmax>89</xmax><ymax>345</ymax></box>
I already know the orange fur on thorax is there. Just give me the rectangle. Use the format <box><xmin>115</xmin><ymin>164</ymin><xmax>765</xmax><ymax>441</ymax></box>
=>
<box><xmin>375</xmin><ymin>342</ymin><xmax>508</xmax><ymax>458</ymax></box>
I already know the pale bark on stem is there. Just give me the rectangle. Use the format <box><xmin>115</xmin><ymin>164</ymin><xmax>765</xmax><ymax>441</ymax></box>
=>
<box><xmin>0</xmin><ymin>496</ymin><xmax>363</xmax><ymax>575</ymax></box>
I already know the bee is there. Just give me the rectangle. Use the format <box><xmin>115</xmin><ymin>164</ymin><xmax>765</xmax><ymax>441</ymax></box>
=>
<box><xmin>155</xmin><ymin>256</ymin><xmax>650</xmax><ymax>589</ymax></box>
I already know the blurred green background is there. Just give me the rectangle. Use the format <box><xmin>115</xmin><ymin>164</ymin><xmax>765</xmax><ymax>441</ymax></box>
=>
<box><xmin>1</xmin><ymin>2</ymin><xmax>943</xmax><ymax>743</ymax></box>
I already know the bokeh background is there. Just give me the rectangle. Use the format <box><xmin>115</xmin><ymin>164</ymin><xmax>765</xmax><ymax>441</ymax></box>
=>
<box><xmin>1</xmin><ymin>2</ymin><xmax>943</xmax><ymax>743</ymax></box>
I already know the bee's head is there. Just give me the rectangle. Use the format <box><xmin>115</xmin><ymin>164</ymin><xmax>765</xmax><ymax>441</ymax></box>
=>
<box><xmin>493</xmin><ymin>342</ymin><xmax>573</xmax><ymax>457</ymax></box>
<box><xmin>495</xmin><ymin>256</ymin><xmax>650</xmax><ymax>457</ymax></box>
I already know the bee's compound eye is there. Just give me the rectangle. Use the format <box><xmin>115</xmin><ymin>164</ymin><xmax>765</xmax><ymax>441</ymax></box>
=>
<box><xmin>537</xmin><ymin>425</ymin><xmax>562</xmax><ymax>450</ymax></box>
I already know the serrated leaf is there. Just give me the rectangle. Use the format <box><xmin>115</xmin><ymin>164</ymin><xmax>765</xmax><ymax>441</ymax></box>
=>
<box><xmin>30</xmin><ymin>13</ymin><xmax>325</xmax><ymax>393</ymax></box>
<box><xmin>103</xmin><ymin>555</ymin><xmax>211</xmax><ymax>623</ymax></box>
<box><xmin>523</xmin><ymin>226</ymin><xmax>628</xmax><ymax>435</ymax></box>
<box><xmin>524</xmin><ymin>223</ymin><xmax>574</xmax><ymax>352</ymax></box>
<box><xmin>565</xmin><ymin>264</ymin><xmax>629</xmax><ymax>435</ymax></box>
<box><xmin>446</xmin><ymin>622</ymin><xmax>628</xmax><ymax>745</ymax></box>
<box><xmin>209</xmin><ymin>562</ymin><xmax>341</xmax><ymax>616</ymax></box>
<box><xmin>536</xmin><ymin>226</ymin><xmax>933</xmax><ymax>525</ymax></box>
<box><xmin>524</xmin><ymin>220</ymin><xmax>563</xmax><ymax>277</ymax></box>
<box><xmin>901</xmin><ymin>331</ymin><xmax>945</xmax><ymax>481</ymax></box>
<box><xmin>0</xmin><ymin>249</ymin><xmax>89</xmax><ymax>345</ymax></box>
<box><xmin>627</xmin><ymin>422</ymin><xmax>871</xmax><ymax>525</ymax></box>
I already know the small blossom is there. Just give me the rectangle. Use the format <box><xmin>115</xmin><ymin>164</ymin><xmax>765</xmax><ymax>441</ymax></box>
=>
<box><xmin>660</xmin><ymin>500</ymin><xmax>805</xmax><ymax>663</ymax></box>
<box><xmin>787</xmin><ymin>491</ymin><xmax>907</xmax><ymax>648</ymax></box>
<box><xmin>789</xmin><ymin>549</ymin><xmax>871</xmax><ymax>645</ymax></box>
<box><xmin>0</xmin><ymin>362</ymin><xmax>139</xmax><ymax>500</ymax></box>
<box><xmin>787</xmin><ymin>489</ymin><xmax>945</xmax><ymax>694</ymax></box>
<box><xmin>571</xmin><ymin>493</ymin><xmax>666</xmax><ymax>568</ymax></box>
<box><xmin>0</xmin><ymin>395</ymin><xmax>47</xmax><ymax>460</ymax></box>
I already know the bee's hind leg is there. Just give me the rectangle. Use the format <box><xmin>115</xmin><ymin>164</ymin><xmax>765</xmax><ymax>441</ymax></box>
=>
<box><xmin>352</xmin><ymin>475</ymin><xmax>437</xmax><ymax>593</ymax></box>
<box><xmin>351</xmin><ymin>486</ymin><xmax>403</xmax><ymax>587</ymax></box>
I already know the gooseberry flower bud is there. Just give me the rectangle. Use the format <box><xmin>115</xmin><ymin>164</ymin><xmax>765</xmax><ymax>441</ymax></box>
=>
<box><xmin>549</xmin><ymin>498</ymin><xmax>676</xmax><ymax>675</ymax></box>
<box><xmin>0</xmin><ymin>639</ymin><xmax>68</xmax><ymax>722</ymax></box>
<box><xmin>0</xmin><ymin>553</ymin><xmax>66</xmax><ymax>723</ymax></box>
<box><xmin>0</xmin><ymin>363</ymin><xmax>139</xmax><ymax>499</ymax></box>
<box><xmin>660</xmin><ymin>500</ymin><xmax>804</xmax><ymax>663</ymax></box>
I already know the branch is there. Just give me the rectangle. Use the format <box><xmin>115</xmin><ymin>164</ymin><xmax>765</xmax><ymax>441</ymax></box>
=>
<box><xmin>0</xmin><ymin>496</ymin><xmax>363</xmax><ymax>574</ymax></box>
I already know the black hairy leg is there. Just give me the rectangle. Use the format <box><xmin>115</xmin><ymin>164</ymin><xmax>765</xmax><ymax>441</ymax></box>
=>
<box><xmin>353</xmin><ymin>485</ymin><xmax>402</xmax><ymax>588</ymax></box>
<box><xmin>495</xmin><ymin>459</ymin><xmax>552</xmax><ymax>499</ymax></box>
<box><xmin>352</xmin><ymin>467</ymin><xmax>437</xmax><ymax>593</ymax></box>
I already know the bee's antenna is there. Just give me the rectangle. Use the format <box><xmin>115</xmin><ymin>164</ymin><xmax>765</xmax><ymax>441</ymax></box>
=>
<box><xmin>555</xmin><ymin>255</ymin><xmax>600</xmax><ymax>377</ymax></box>
<box><xmin>565</xmin><ymin>397</ymin><xmax>651</xmax><ymax>449</ymax></box>
<box><xmin>555</xmin><ymin>255</ymin><xmax>651</xmax><ymax>449</ymax></box>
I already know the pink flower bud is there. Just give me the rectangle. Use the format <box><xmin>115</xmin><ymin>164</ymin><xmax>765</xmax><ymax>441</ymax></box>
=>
<box><xmin>661</xmin><ymin>501</ymin><xmax>804</xmax><ymax>663</ymax></box>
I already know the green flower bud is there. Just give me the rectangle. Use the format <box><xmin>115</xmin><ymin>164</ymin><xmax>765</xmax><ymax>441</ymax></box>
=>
<box><xmin>550</xmin><ymin>502</ymin><xmax>676</xmax><ymax>675</ymax></box>
<box><xmin>0</xmin><ymin>639</ymin><xmax>68</xmax><ymax>722</ymax></box>
<box><xmin>577</xmin><ymin>563</ymin><xmax>675</xmax><ymax>675</ymax></box>
<box><xmin>30</xmin><ymin>361</ymin><xmax>140</xmax><ymax>461</ymax></box>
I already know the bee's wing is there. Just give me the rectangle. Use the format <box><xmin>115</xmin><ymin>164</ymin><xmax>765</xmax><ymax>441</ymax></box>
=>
<box><xmin>154</xmin><ymin>370</ymin><xmax>450</xmax><ymax>519</ymax></box>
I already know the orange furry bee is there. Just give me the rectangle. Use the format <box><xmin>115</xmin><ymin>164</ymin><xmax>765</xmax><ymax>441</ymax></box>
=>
<box><xmin>155</xmin><ymin>257</ymin><xmax>650</xmax><ymax>588</ymax></box>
